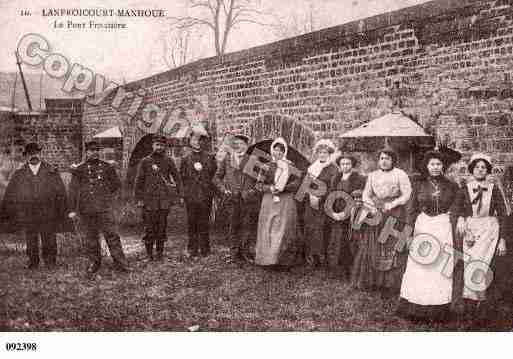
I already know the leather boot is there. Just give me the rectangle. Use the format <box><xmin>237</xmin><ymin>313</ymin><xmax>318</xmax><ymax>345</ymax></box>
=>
<box><xmin>26</xmin><ymin>261</ymin><xmax>39</xmax><ymax>270</ymax></box>
<box><xmin>145</xmin><ymin>243</ymin><xmax>154</xmax><ymax>260</ymax></box>
<box><xmin>155</xmin><ymin>241</ymin><xmax>164</xmax><ymax>261</ymax></box>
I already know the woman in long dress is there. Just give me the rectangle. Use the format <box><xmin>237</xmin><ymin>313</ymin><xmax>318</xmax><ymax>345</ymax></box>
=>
<box><xmin>255</xmin><ymin>137</ymin><xmax>300</xmax><ymax>267</ymax></box>
<box><xmin>352</xmin><ymin>145</ymin><xmax>412</xmax><ymax>297</ymax></box>
<box><xmin>451</xmin><ymin>153</ymin><xmax>508</xmax><ymax>315</ymax></box>
<box><xmin>397</xmin><ymin>150</ymin><xmax>459</xmax><ymax>322</ymax></box>
<box><xmin>326</xmin><ymin>154</ymin><xmax>366</xmax><ymax>279</ymax></box>
<box><xmin>304</xmin><ymin>139</ymin><xmax>339</xmax><ymax>267</ymax></box>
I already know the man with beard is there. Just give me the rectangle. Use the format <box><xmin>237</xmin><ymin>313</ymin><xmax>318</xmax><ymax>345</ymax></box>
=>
<box><xmin>68</xmin><ymin>140</ymin><xmax>130</xmax><ymax>276</ymax></box>
<box><xmin>214</xmin><ymin>134</ymin><xmax>260</xmax><ymax>264</ymax></box>
<box><xmin>1</xmin><ymin>142</ymin><xmax>67</xmax><ymax>269</ymax></box>
<box><xmin>180</xmin><ymin>125</ymin><xmax>217</xmax><ymax>258</ymax></box>
<box><xmin>134</xmin><ymin>134</ymin><xmax>182</xmax><ymax>261</ymax></box>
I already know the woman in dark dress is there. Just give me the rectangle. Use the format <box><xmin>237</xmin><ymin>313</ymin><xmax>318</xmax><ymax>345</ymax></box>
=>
<box><xmin>304</xmin><ymin>139</ymin><xmax>339</xmax><ymax>267</ymax></box>
<box><xmin>397</xmin><ymin>150</ymin><xmax>459</xmax><ymax>323</ymax></box>
<box><xmin>326</xmin><ymin>154</ymin><xmax>366</xmax><ymax>279</ymax></box>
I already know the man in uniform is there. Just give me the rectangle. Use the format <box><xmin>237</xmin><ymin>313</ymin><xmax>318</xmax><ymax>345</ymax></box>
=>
<box><xmin>68</xmin><ymin>140</ymin><xmax>130</xmax><ymax>275</ymax></box>
<box><xmin>180</xmin><ymin>125</ymin><xmax>217</xmax><ymax>258</ymax></box>
<box><xmin>214</xmin><ymin>134</ymin><xmax>260</xmax><ymax>264</ymax></box>
<box><xmin>1</xmin><ymin>142</ymin><xmax>67</xmax><ymax>269</ymax></box>
<box><xmin>134</xmin><ymin>134</ymin><xmax>182</xmax><ymax>261</ymax></box>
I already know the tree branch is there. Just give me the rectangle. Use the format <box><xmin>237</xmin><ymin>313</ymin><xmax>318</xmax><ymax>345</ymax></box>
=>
<box><xmin>168</xmin><ymin>0</ymin><xmax>270</xmax><ymax>58</ymax></box>
<box><xmin>169</xmin><ymin>16</ymin><xmax>216</xmax><ymax>31</ymax></box>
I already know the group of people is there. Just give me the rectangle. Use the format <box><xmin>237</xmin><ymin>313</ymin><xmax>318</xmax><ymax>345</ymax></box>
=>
<box><xmin>210</xmin><ymin>134</ymin><xmax>510</xmax><ymax>323</ymax></box>
<box><xmin>1</xmin><ymin>140</ymin><xmax>131</xmax><ymax>274</ymax></box>
<box><xmin>1</xmin><ymin>127</ymin><xmax>510</xmax><ymax>324</ymax></box>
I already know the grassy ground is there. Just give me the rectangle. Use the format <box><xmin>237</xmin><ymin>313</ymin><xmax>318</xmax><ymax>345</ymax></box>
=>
<box><xmin>1</xmin><ymin>214</ymin><xmax>512</xmax><ymax>331</ymax></box>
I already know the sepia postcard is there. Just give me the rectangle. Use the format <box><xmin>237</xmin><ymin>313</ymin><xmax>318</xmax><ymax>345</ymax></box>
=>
<box><xmin>1</xmin><ymin>0</ymin><xmax>512</xmax><ymax>356</ymax></box>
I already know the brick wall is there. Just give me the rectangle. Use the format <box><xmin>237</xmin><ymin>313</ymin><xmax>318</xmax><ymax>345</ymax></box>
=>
<box><xmin>82</xmin><ymin>0</ymin><xmax>513</xmax><ymax>178</ymax></box>
<box><xmin>0</xmin><ymin>110</ymin><xmax>82</xmax><ymax>170</ymax></box>
<box><xmin>0</xmin><ymin>107</ymin><xmax>82</xmax><ymax>200</ymax></box>
<box><xmin>12</xmin><ymin>112</ymin><xmax>82</xmax><ymax>170</ymax></box>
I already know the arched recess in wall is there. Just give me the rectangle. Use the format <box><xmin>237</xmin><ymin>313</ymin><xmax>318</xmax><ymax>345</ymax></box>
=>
<box><xmin>244</xmin><ymin>114</ymin><xmax>316</xmax><ymax>165</ymax></box>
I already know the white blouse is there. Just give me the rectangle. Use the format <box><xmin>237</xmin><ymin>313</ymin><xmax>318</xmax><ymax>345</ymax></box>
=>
<box><xmin>466</xmin><ymin>180</ymin><xmax>494</xmax><ymax>217</ymax></box>
<box><xmin>362</xmin><ymin>167</ymin><xmax>412</xmax><ymax>208</ymax></box>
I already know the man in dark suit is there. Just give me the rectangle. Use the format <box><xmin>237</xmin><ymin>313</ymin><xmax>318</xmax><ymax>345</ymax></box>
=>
<box><xmin>68</xmin><ymin>140</ymin><xmax>129</xmax><ymax>276</ymax></box>
<box><xmin>180</xmin><ymin>125</ymin><xmax>217</xmax><ymax>258</ymax></box>
<box><xmin>214</xmin><ymin>134</ymin><xmax>260</xmax><ymax>263</ymax></box>
<box><xmin>134</xmin><ymin>134</ymin><xmax>182</xmax><ymax>261</ymax></box>
<box><xmin>1</xmin><ymin>142</ymin><xmax>67</xmax><ymax>269</ymax></box>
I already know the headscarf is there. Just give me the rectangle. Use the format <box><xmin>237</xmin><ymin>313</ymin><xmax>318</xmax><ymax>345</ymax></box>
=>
<box><xmin>270</xmin><ymin>137</ymin><xmax>290</xmax><ymax>191</ymax></box>
<box><xmin>270</xmin><ymin>137</ymin><xmax>288</xmax><ymax>162</ymax></box>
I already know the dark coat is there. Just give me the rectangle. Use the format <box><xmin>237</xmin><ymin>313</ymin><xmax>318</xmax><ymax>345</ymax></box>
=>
<box><xmin>68</xmin><ymin>159</ymin><xmax>121</xmax><ymax>214</ymax></box>
<box><xmin>134</xmin><ymin>153</ymin><xmax>182</xmax><ymax>210</ymax></box>
<box><xmin>1</xmin><ymin>161</ymin><xmax>67</xmax><ymax>232</ymax></box>
<box><xmin>180</xmin><ymin>150</ymin><xmax>217</xmax><ymax>204</ymax></box>
<box><xmin>214</xmin><ymin>153</ymin><xmax>260</xmax><ymax>205</ymax></box>
<box><xmin>329</xmin><ymin>171</ymin><xmax>367</xmax><ymax>215</ymax></box>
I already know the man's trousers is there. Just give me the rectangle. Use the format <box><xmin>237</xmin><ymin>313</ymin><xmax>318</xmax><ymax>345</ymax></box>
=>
<box><xmin>80</xmin><ymin>211</ymin><xmax>128</xmax><ymax>267</ymax></box>
<box><xmin>185</xmin><ymin>199</ymin><xmax>212</xmax><ymax>256</ymax></box>
<box><xmin>226</xmin><ymin>195</ymin><xmax>259</xmax><ymax>259</ymax></box>
<box><xmin>25</xmin><ymin>230</ymin><xmax>57</xmax><ymax>266</ymax></box>
<box><xmin>142</xmin><ymin>208</ymin><xmax>169</xmax><ymax>256</ymax></box>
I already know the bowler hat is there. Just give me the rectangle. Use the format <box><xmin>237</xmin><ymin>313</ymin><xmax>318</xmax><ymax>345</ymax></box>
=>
<box><xmin>85</xmin><ymin>140</ymin><xmax>100</xmax><ymax>151</ymax></box>
<box><xmin>23</xmin><ymin>142</ymin><xmax>42</xmax><ymax>156</ymax></box>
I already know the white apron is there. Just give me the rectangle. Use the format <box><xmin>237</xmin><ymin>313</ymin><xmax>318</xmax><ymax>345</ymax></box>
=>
<box><xmin>462</xmin><ymin>181</ymin><xmax>499</xmax><ymax>301</ymax></box>
<box><xmin>400</xmin><ymin>212</ymin><xmax>453</xmax><ymax>305</ymax></box>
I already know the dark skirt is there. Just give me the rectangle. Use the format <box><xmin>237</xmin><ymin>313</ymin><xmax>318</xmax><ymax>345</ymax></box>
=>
<box><xmin>326</xmin><ymin>220</ymin><xmax>356</xmax><ymax>277</ymax></box>
<box><xmin>350</xmin><ymin>209</ymin><xmax>407</xmax><ymax>291</ymax></box>
<box><xmin>304</xmin><ymin>204</ymin><xmax>329</xmax><ymax>263</ymax></box>
<box><xmin>396</xmin><ymin>298</ymin><xmax>453</xmax><ymax>323</ymax></box>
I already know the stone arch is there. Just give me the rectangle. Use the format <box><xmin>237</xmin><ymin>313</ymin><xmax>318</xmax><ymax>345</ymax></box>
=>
<box><xmin>243</xmin><ymin>114</ymin><xmax>316</xmax><ymax>160</ymax></box>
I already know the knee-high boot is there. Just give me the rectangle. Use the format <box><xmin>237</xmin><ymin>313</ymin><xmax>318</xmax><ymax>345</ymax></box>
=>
<box><xmin>145</xmin><ymin>242</ymin><xmax>154</xmax><ymax>260</ymax></box>
<box><xmin>155</xmin><ymin>241</ymin><xmax>164</xmax><ymax>260</ymax></box>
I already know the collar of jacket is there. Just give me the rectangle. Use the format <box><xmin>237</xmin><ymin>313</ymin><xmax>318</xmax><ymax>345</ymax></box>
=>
<box><xmin>86</xmin><ymin>158</ymin><xmax>101</xmax><ymax>165</ymax></box>
<box><xmin>23</xmin><ymin>160</ymin><xmax>51</xmax><ymax>173</ymax></box>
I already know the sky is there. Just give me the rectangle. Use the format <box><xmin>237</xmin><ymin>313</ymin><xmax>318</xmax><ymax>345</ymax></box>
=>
<box><xmin>0</xmin><ymin>0</ymin><xmax>431</xmax><ymax>83</ymax></box>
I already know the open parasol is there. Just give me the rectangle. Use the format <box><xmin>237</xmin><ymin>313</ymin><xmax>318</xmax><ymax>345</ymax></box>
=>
<box><xmin>339</xmin><ymin>112</ymin><xmax>435</xmax><ymax>172</ymax></box>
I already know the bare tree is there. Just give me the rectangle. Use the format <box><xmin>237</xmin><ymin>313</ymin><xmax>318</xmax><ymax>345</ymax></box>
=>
<box><xmin>163</xmin><ymin>27</ymin><xmax>204</xmax><ymax>69</ymax></box>
<box><xmin>170</xmin><ymin>0</ymin><xmax>270</xmax><ymax>58</ymax></box>
<box><xmin>272</xmin><ymin>0</ymin><xmax>334</xmax><ymax>39</ymax></box>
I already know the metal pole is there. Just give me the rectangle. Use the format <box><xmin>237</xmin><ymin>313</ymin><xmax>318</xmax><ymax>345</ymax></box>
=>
<box><xmin>15</xmin><ymin>51</ymin><xmax>33</xmax><ymax>112</ymax></box>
